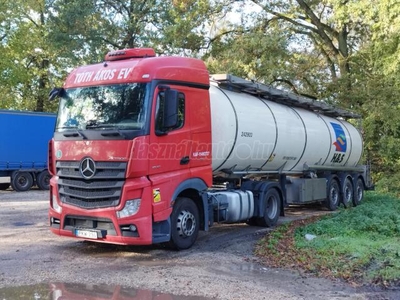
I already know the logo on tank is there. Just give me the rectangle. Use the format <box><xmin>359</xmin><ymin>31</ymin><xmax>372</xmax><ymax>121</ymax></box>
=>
<box><xmin>330</xmin><ymin>123</ymin><xmax>346</xmax><ymax>163</ymax></box>
<box><xmin>331</xmin><ymin>123</ymin><xmax>347</xmax><ymax>152</ymax></box>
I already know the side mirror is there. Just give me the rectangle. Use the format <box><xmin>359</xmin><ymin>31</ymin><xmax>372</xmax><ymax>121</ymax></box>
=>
<box><xmin>49</xmin><ymin>87</ymin><xmax>64</xmax><ymax>101</ymax></box>
<box><xmin>162</xmin><ymin>89</ymin><xmax>179</xmax><ymax>129</ymax></box>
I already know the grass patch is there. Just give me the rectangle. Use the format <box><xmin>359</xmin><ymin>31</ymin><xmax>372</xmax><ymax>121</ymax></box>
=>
<box><xmin>255</xmin><ymin>192</ymin><xmax>400</xmax><ymax>286</ymax></box>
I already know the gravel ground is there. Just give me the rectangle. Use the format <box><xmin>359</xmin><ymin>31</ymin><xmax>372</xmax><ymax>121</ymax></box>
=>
<box><xmin>0</xmin><ymin>188</ymin><xmax>398</xmax><ymax>300</ymax></box>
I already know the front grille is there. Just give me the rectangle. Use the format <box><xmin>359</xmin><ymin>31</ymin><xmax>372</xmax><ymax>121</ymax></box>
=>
<box><xmin>57</xmin><ymin>161</ymin><xmax>127</xmax><ymax>209</ymax></box>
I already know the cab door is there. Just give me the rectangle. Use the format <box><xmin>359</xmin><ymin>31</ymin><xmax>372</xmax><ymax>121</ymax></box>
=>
<box><xmin>148</xmin><ymin>85</ymin><xmax>193</xmax><ymax>221</ymax></box>
<box><xmin>148</xmin><ymin>85</ymin><xmax>192</xmax><ymax>176</ymax></box>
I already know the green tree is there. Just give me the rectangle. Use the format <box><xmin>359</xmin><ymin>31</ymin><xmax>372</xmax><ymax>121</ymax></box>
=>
<box><xmin>351</xmin><ymin>1</ymin><xmax>400</xmax><ymax>193</ymax></box>
<box><xmin>47</xmin><ymin>0</ymin><xmax>221</xmax><ymax>58</ymax></box>
<box><xmin>203</xmin><ymin>0</ymin><xmax>359</xmax><ymax>100</ymax></box>
<box><xmin>0</xmin><ymin>0</ymin><xmax>59</xmax><ymax>112</ymax></box>
<box><xmin>1</xmin><ymin>0</ymin><xmax>220</xmax><ymax>111</ymax></box>
<box><xmin>206</xmin><ymin>0</ymin><xmax>400</xmax><ymax>193</ymax></box>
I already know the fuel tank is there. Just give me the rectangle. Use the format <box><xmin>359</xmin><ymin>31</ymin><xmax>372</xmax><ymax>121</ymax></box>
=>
<box><xmin>210</xmin><ymin>84</ymin><xmax>362</xmax><ymax>174</ymax></box>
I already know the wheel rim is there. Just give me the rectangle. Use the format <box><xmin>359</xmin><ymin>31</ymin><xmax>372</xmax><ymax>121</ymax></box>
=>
<box><xmin>330</xmin><ymin>183</ymin><xmax>339</xmax><ymax>205</ymax></box>
<box><xmin>356</xmin><ymin>182</ymin><xmax>363</xmax><ymax>203</ymax></box>
<box><xmin>344</xmin><ymin>181</ymin><xmax>353</xmax><ymax>204</ymax></box>
<box><xmin>43</xmin><ymin>175</ymin><xmax>50</xmax><ymax>186</ymax></box>
<box><xmin>267</xmin><ymin>195</ymin><xmax>278</xmax><ymax>219</ymax></box>
<box><xmin>176</xmin><ymin>210</ymin><xmax>196</xmax><ymax>237</ymax></box>
<box><xmin>18</xmin><ymin>176</ymin><xmax>28</xmax><ymax>188</ymax></box>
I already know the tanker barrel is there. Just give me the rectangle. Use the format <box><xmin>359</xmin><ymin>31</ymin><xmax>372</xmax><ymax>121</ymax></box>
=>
<box><xmin>210</xmin><ymin>74</ymin><xmax>363</xmax><ymax>175</ymax></box>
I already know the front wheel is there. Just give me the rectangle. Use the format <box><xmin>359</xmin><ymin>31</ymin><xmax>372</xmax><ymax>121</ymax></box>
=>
<box><xmin>169</xmin><ymin>197</ymin><xmax>200</xmax><ymax>250</ymax></box>
<box><xmin>257</xmin><ymin>188</ymin><xmax>281</xmax><ymax>227</ymax></box>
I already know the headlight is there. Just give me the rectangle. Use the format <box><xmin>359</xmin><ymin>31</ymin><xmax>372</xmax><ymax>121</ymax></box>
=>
<box><xmin>52</xmin><ymin>194</ymin><xmax>62</xmax><ymax>214</ymax></box>
<box><xmin>117</xmin><ymin>199</ymin><xmax>141</xmax><ymax>218</ymax></box>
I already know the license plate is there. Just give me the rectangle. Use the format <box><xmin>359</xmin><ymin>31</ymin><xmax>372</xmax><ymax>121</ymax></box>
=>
<box><xmin>75</xmin><ymin>229</ymin><xmax>98</xmax><ymax>239</ymax></box>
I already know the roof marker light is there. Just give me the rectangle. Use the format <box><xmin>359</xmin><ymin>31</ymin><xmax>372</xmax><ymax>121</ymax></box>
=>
<box><xmin>105</xmin><ymin>48</ymin><xmax>156</xmax><ymax>61</ymax></box>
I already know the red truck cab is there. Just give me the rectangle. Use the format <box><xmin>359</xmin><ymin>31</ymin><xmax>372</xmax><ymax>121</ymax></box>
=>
<box><xmin>49</xmin><ymin>48</ymin><xmax>212</xmax><ymax>249</ymax></box>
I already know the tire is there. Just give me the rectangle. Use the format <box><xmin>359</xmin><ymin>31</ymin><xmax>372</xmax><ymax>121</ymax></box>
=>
<box><xmin>36</xmin><ymin>170</ymin><xmax>51</xmax><ymax>190</ymax></box>
<box><xmin>325</xmin><ymin>178</ymin><xmax>340</xmax><ymax>211</ymax></box>
<box><xmin>0</xmin><ymin>183</ymin><xmax>10</xmax><ymax>190</ymax></box>
<box><xmin>341</xmin><ymin>177</ymin><xmax>353</xmax><ymax>208</ymax></box>
<box><xmin>257</xmin><ymin>188</ymin><xmax>281</xmax><ymax>227</ymax></box>
<box><xmin>11</xmin><ymin>172</ymin><xmax>34</xmax><ymax>192</ymax></box>
<box><xmin>169</xmin><ymin>197</ymin><xmax>200</xmax><ymax>250</ymax></box>
<box><xmin>353</xmin><ymin>178</ymin><xmax>364</xmax><ymax>206</ymax></box>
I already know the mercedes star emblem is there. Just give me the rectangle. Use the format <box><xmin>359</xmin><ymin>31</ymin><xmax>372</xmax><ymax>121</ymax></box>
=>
<box><xmin>79</xmin><ymin>157</ymin><xmax>96</xmax><ymax>179</ymax></box>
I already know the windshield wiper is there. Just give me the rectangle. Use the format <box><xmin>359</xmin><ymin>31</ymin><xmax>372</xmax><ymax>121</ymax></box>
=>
<box><xmin>86</xmin><ymin>124</ymin><xmax>127</xmax><ymax>139</ymax></box>
<box><xmin>57</xmin><ymin>126</ymin><xmax>87</xmax><ymax>139</ymax></box>
<box><xmin>101</xmin><ymin>130</ymin><xmax>126</xmax><ymax>138</ymax></box>
<box><xmin>86</xmin><ymin>123</ymin><xmax>117</xmax><ymax>129</ymax></box>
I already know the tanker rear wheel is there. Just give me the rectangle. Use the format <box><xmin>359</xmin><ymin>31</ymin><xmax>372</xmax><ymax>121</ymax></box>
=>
<box><xmin>341</xmin><ymin>177</ymin><xmax>354</xmax><ymax>208</ymax></box>
<box><xmin>325</xmin><ymin>178</ymin><xmax>340</xmax><ymax>211</ymax></box>
<box><xmin>257</xmin><ymin>189</ymin><xmax>281</xmax><ymax>227</ymax></box>
<box><xmin>11</xmin><ymin>171</ymin><xmax>34</xmax><ymax>192</ymax></box>
<box><xmin>353</xmin><ymin>178</ymin><xmax>364</xmax><ymax>206</ymax></box>
<box><xmin>169</xmin><ymin>197</ymin><xmax>200</xmax><ymax>250</ymax></box>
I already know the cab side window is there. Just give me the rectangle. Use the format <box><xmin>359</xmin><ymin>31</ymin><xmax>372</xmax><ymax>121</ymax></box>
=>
<box><xmin>155</xmin><ymin>91</ymin><xmax>185</xmax><ymax>132</ymax></box>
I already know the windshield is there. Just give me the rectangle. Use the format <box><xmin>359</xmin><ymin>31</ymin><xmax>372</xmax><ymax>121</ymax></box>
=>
<box><xmin>55</xmin><ymin>83</ymin><xmax>149</xmax><ymax>132</ymax></box>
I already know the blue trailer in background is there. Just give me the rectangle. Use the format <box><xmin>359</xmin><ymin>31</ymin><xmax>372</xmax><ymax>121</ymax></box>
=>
<box><xmin>0</xmin><ymin>110</ymin><xmax>56</xmax><ymax>191</ymax></box>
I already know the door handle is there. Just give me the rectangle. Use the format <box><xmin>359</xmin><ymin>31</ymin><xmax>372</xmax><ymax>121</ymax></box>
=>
<box><xmin>180</xmin><ymin>156</ymin><xmax>190</xmax><ymax>165</ymax></box>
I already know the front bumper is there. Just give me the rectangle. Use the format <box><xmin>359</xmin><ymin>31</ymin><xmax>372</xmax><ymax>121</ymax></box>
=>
<box><xmin>49</xmin><ymin>209</ymin><xmax>153</xmax><ymax>245</ymax></box>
